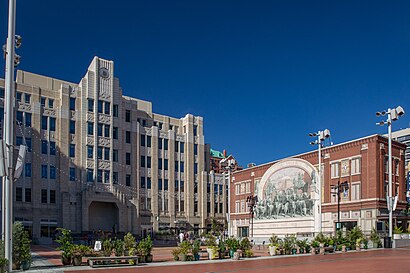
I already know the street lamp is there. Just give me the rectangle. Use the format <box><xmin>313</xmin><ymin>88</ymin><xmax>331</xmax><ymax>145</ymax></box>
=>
<box><xmin>376</xmin><ymin>106</ymin><xmax>405</xmax><ymax>248</ymax></box>
<box><xmin>331</xmin><ymin>181</ymin><xmax>349</xmax><ymax>232</ymax></box>
<box><xmin>223</xmin><ymin>158</ymin><xmax>236</xmax><ymax>237</ymax></box>
<box><xmin>246</xmin><ymin>195</ymin><xmax>258</xmax><ymax>238</ymax></box>
<box><xmin>309</xmin><ymin>129</ymin><xmax>331</xmax><ymax>235</ymax></box>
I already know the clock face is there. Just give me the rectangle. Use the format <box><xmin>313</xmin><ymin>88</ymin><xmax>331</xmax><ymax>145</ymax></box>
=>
<box><xmin>99</xmin><ymin>67</ymin><xmax>110</xmax><ymax>79</ymax></box>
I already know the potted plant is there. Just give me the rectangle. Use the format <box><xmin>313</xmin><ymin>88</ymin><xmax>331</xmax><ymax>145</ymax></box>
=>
<box><xmin>72</xmin><ymin>244</ymin><xmax>90</xmax><ymax>266</ymax></box>
<box><xmin>205</xmin><ymin>234</ymin><xmax>218</xmax><ymax>260</ymax></box>
<box><xmin>128</xmin><ymin>247</ymin><xmax>138</xmax><ymax>265</ymax></box>
<box><xmin>114</xmin><ymin>239</ymin><xmax>125</xmax><ymax>257</ymax></box>
<box><xmin>140</xmin><ymin>236</ymin><xmax>153</xmax><ymax>262</ymax></box>
<box><xmin>347</xmin><ymin>226</ymin><xmax>365</xmax><ymax>250</ymax></box>
<box><xmin>218</xmin><ymin>241</ymin><xmax>227</xmax><ymax>259</ymax></box>
<box><xmin>192</xmin><ymin>240</ymin><xmax>201</xmax><ymax>261</ymax></box>
<box><xmin>239</xmin><ymin>238</ymin><xmax>252</xmax><ymax>257</ymax></box>
<box><xmin>12</xmin><ymin>222</ymin><xmax>31</xmax><ymax>270</ymax></box>
<box><xmin>0</xmin><ymin>257</ymin><xmax>8</xmax><ymax>273</ymax></box>
<box><xmin>123</xmin><ymin>232</ymin><xmax>136</xmax><ymax>256</ymax></box>
<box><xmin>178</xmin><ymin>241</ymin><xmax>191</xmax><ymax>261</ymax></box>
<box><xmin>283</xmin><ymin>235</ymin><xmax>296</xmax><ymax>255</ymax></box>
<box><xmin>370</xmin><ymin>228</ymin><xmax>381</xmax><ymax>248</ymax></box>
<box><xmin>225</xmin><ymin>238</ymin><xmax>239</xmax><ymax>258</ymax></box>
<box><xmin>296</xmin><ymin>239</ymin><xmax>308</xmax><ymax>254</ymax></box>
<box><xmin>55</xmin><ymin>228</ymin><xmax>74</xmax><ymax>266</ymax></box>
<box><xmin>102</xmin><ymin>239</ymin><xmax>114</xmax><ymax>257</ymax></box>
<box><xmin>393</xmin><ymin>226</ymin><xmax>403</xmax><ymax>240</ymax></box>
<box><xmin>171</xmin><ymin>248</ymin><xmax>180</xmax><ymax>261</ymax></box>
<box><xmin>244</xmin><ymin>249</ymin><xmax>253</xmax><ymax>258</ymax></box>
<box><xmin>310</xmin><ymin>240</ymin><xmax>319</xmax><ymax>255</ymax></box>
<box><xmin>268</xmin><ymin>234</ymin><xmax>279</xmax><ymax>256</ymax></box>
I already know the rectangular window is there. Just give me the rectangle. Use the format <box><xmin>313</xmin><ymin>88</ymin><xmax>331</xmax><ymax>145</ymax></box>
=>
<box><xmin>50</xmin><ymin>141</ymin><xmax>56</xmax><ymax>155</ymax></box>
<box><xmin>50</xmin><ymin>190</ymin><xmax>56</xmax><ymax>204</ymax></box>
<box><xmin>88</xmin><ymin>99</ymin><xmax>94</xmax><ymax>112</ymax></box>
<box><xmin>126</xmin><ymin>174</ymin><xmax>131</xmax><ymax>187</ymax></box>
<box><xmin>113</xmin><ymin>104</ymin><xmax>118</xmax><ymax>117</ymax></box>
<box><xmin>41</xmin><ymin>116</ymin><xmax>48</xmax><ymax>130</ymax></box>
<box><xmin>147</xmin><ymin>156</ymin><xmax>151</xmax><ymax>168</ymax></box>
<box><xmin>69</xmin><ymin>144</ymin><xmax>75</xmax><ymax>158</ymax></box>
<box><xmin>69</xmin><ymin>120</ymin><xmax>75</xmax><ymax>134</ymax></box>
<box><xmin>16</xmin><ymin>187</ymin><xmax>22</xmax><ymax>202</ymax></box>
<box><xmin>175</xmin><ymin>161</ymin><xmax>178</xmax><ymax>172</ymax></box>
<box><xmin>140</xmin><ymin>135</ymin><xmax>145</xmax><ymax>146</ymax></box>
<box><xmin>69</xmin><ymin>97</ymin><xmax>76</xmax><ymax>111</ymax></box>
<box><xmin>25</xmin><ymin>188</ymin><xmax>32</xmax><ymax>202</ymax></box>
<box><xmin>180</xmin><ymin>162</ymin><xmax>184</xmax><ymax>172</ymax></box>
<box><xmin>24</xmin><ymin>93</ymin><xmax>31</xmax><ymax>104</ymax></box>
<box><xmin>140</xmin><ymin>177</ymin><xmax>146</xmax><ymax>188</ymax></box>
<box><xmin>104</xmin><ymin>170</ymin><xmax>110</xmax><ymax>183</ymax></box>
<box><xmin>25</xmin><ymin>163</ymin><xmax>32</xmax><ymax>177</ymax></box>
<box><xmin>50</xmin><ymin>117</ymin><xmax>56</xmax><ymax>131</ymax></box>
<box><xmin>194</xmin><ymin>163</ymin><xmax>198</xmax><ymax>174</ymax></box>
<box><xmin>97</xmin><ymin>123</ymin><xmax>103</xmax><ymax>137</ymax></box>
<box><xmin>175</xmin><ymin>141</ymin><xmax>179</xmax><ymax>152</ymax></box>
<box><xmin>194</xmin><ymin>125</ymin><xmax>198</xmax><ymax>136</ymax></box>
<box><xmin>158</xmin><ymin>179</ymin><xmax>163</xmax><ymax>190</ymax></box>
<box><xmin>164</xmin><ymin>159</ymin><xmax>168</xmax><ymax>171</ymax></box>
<box><xmin>97</xmin><ymin>169</ymin><xmax>103</xmax><ymax>183</ymax></box>
<box><xmin>180</xmin><ymin>142</ymin><xmax>184</xmax><ymax>153</ymax></box>
<box><xmin>331</xmin><ymin>162</ymin><xmax>340</xmax><ymax>178</ymax></box>
<box><xmin>87</xmin><ymin>146</ymin><xmax>93</xmax><ymax>158</ymax></box>
<box><xmin>351</xmin><ymin>158</ymin><xmax>361</xmax><ymax>175</ymax></box>
<box><xmin>104</xmin><ymin>101</ymin><xmax>110</xmax><ymax>115</ymax></box>
<box><xmin>87</xmin><ymin>122</ymin><xmax>94</xmax><ymax>135</ymax></box>
<box><xmin>48</xmin><ymin>99</ymin><xmax>54</xmax><ymax>109</ymax></box>
<box><xmin>98</xmin><ymin>100</ymin><xmax>103</xmax><ymax>113</ymax></box>
<box><xmin>141</xmin><ymin>156</ymin><xmax>146</xmax><ymax>168</ymax></box>
<box><xmin>16</xmin><ymin>111</ymin><xmax>23</xmax><ymax>124</ymax></box>
<box><xmin>164</xmin><ymin>139</ymin><xmax>168</xmax><ymax>150</ymax></box>
<box><xmin>147</xmin><ymin>177</ymin><xmax>152</xmax><ymax>189</ymax></box>
<box><xmin>40</xmin><ymin>97</ymin><xmax>46</xmax><ymax>107</ymax></box>
<box><xmin>164</xmin><ymin>179</ymin><xmax>168</xmax><ymax>191</ymax></box>
<box><xmin>50</xmin><ymin>166</ymin><xmax>56</xmax><ymax>179</ymax></box>
<box><xmin>158</xmin><ymin>159</ymin><xmax>162</xmax><ymax>169</ymax></box>
<box><xmin>126</xmin><ymin>131</ymin><xmax>131</xmax><ymax>143</ymax></box>
<box><xmin>125</xmin><ymin>110</ymin><xmax>131</xmax><ymax>122</ymax></box>
<box><xmin>395</xmin><ymin>161</ymin><xmax>399</xmax><ymax>176</ymax></box>
<box><xmin>104</xmin><ymin>147</ymin><xmax>110</xmax><ymax>160</ymax></box>
<box><xmin>158</xmin><ymin>138</ymin><xmax>163</xmax><ymax>149</ymax></box>
<box><xmin>87</xmin><ymin>169</ymin><xmax>94</xmax><ymax>182</ymax></box>
<box><xmin>41</xmin><ymin>189</ymin><xmax>48</xmax><ymax>203</ymax></box>
<box><xmin>69</xmin><ymin>167</ymin><xmax>76</xmax><ymax>181</ymax></box>
<box><xmin>16</xmin><ymin>92</ymin><xmax>22</xmax><ymax>102</ymax></box>
<box><xmin>26</xmin><ymin>138</ymin><xmax>32</xmax><ymax>152</ymax></box>
<box><xmin>97</xmin><ymin>146</ymin><xmax>103</xmax><ymax>159</ymax></box>
<box><xmin>113</xmin><ymin>127</ymin><xmax>118</xmax><ymax>139</ymax></box>
<box><xmin>41</xmin><ymin>140</ymin><xmax>48</xmax><ymax>154</ymax></box>
<box><xmin>351</xmin><ymin>183</ymin><xmax>361</xmax><ymax>201</ymax></box>
<box><xmin>194</xmin><ymin>144</ymin><xmax>198</xmax><ymax>155</ymax></box>
<box><xmin>126</xmin><ymin>153</ymin><xmax>131</xmax><ymax>165</ymax></box>
<box><xmin>25</xmin><ymin>113</ymin><xmax>32</xmax><ymax>127</ymax></box>
<box><xmin>41</xmin><ymin>165</ymin><xmax>48</xmax><ymax>178</ymax></box>
<box><xmin>147</xmin><ymin>136</ymin><xmax>151</xmax><ymax>147</ymax></box>
<box><xmin>0</xmin><ymin>88</ymin><xmax>3</xmax><ymax>98</ymax></box>
<box><xmin>104</xmin><ymin>125</ymin><xmax>110</xmax><ymax>137</ymax></box>
<box><xmin>180</xmin><ymin>181</ymin><xmax>184</xmax><ymax>192</ymax></box>
<box><xmin>113</xmin><ymin>149</ymin><xmax>118</xmax><ymax>162</ymax></box>
<box><xmin>175</xmin><ymin>180</ymin><xmax>179</xmax><ymax>191</ymax></box>
<box><xmin>113</xmin><ymin>172</ymin><xmax>118</xmax><ymax>184</ymax></box>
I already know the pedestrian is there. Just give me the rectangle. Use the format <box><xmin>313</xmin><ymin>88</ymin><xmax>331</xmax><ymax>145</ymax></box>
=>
<box><xmin>179</xmin><ymin>231</ymin><xmax>184</xmax><ymax>243</ymax></box>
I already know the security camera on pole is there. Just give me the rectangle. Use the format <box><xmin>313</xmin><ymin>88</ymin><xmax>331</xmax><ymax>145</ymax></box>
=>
<box><xmin>309</xmin><ymin>129</ymin><xmax>331</xmax><ymax>235</ymax></box>
<box><xmin>376</xmin><ymin>106</ymin><xmax>405</xmax><ymax>248</ymax></box>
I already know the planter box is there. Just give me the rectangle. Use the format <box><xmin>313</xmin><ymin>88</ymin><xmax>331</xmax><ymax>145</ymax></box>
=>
<box><xmin>268</xmin><ymin>246</ymin><xmax>277</xmax><ymax>256</ymax></box>
<box><xmin>393</xmin><ymin>234</ymin><xmax>402</xmax><ymax>240</ymax></box>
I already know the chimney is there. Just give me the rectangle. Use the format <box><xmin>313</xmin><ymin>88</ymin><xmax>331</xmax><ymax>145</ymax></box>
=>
<box><xmin>223</xmin><ymin>149</ymin><xmax>227</xmax><ymax>157</ymax></box>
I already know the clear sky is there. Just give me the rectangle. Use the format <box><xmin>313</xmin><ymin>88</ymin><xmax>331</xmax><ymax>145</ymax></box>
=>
<box><xmin>1</xmin><ymin>0</ymin><xmax>410</xmax><ymax>166</ymax></box>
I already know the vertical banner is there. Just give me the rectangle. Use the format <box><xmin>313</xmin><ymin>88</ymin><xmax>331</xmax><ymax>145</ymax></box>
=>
<box><xmin>407</xmin><ymin>171</ymin><xmax>410</xmax><ymax>203</ymax></box>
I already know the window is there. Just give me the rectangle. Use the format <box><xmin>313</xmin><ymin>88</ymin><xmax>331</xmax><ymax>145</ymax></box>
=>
<box><xmin>25</xmin><ymin>188</ymin><xmax>31</xmax><ymax>202</ymax></box>
<box><xmin>26</xmin><ymin>138</ymin><xmax>32</xmax><ymax>152</ymax></box>
<box><xmin>126</xmin><ymin>153</ymin><xmax>131</xmax><ymax>165</ymax></box>
<box><xmin>98</xmin><ymin>100</ymin><xmax>103</xmax><ymax>113</ymax></box>
<box><xmin>87</xmin><ymin>122</ymin><xmax>94</xmax><ymax>135</ymax></box>
<box><xmin>0</xmin><ymin>88</ymin><xmax>3</xmax><ymax>98</ymax></box>
<box><xmin>175</xmin><ymin>161</ymin><xmax>178</xmax><ymax>172</ymax></box>
<box><xmin>158</xmin><ymin>159</ymin><xmax>162</xmax><ymax>169</ymax></box>
<box><xmin>126</xmin><ymin>174</ymin><xmax>131</xmax><ymax>187</ymax></box>
<box><xmin>158</xmin><ymin>179</ymin><xmax>163</xmax><ymax>190</ymax></box>
<box><xmin>104</xmin><ymin>101</ymin><xmax>110</xmax><ymax>115</ymax></box>
<box><xmin>175</xmin><ymin>141</ymin><xmax>179</xmax><ymax>152</ymax></box>
<box><xmin>50</xmin><ymin>117</ymin><xmax>56</xmax><ymax>131</ymax></box>
<box><xmin>16</xmin><ymin>111</ymin><xmax>23</xmax><ymax>123</ymax></box>
<box><xmin>97</xmin><ymin>123</ymin><xmax>103</xmax><ymax>137</ymax></box>
<box><xmin>141</xmin><ymin>156</ymin><xmax>145</xmax><ymax>168</ymax></box>
<box><xmin>104</xmin><ymin>147</ymin><xmax>110</xmax><ymax>160</ymax></box>
<box><xmin>87</xmin><ymin>169</ymin><xmax>94</xmax><ymax>182</ymax></box>
<box><xmin>180</xmin><ymin>181</ymin><xmax>184</xmax><ymax>192</ymax></box>
<box><xmin>395</xmin><ymin>161</ymin><xmax>399</xmax><ymax>176</ymax></box>
<box><xmin>113</xmin><ymin>127</ymin><xmax>118</xmax><ymax>139</ymax></box>
<box><xmin>104</xmin><ymin>125</ymin><xmax>110</xmax><ymax>137</ymax></box>
<box><xmin>164</xmin><ymin>159</ymin><xmax>168</xmax><ymax>171</ymax></box>
<box><xmin>69</xmin><ymin>120</ymin><xmax>75</xmax><ymax>134</ymax></box>
<box><xmin>351</xmin><ymin>183</ymin><xmax>361</xmax><ymax>201</ymax></box>
<box><xmin>180</xmin><ymin>162</ymin><xmax>184</xmax><ymax>172</ymax></box>
<box><xmin>50</xmin><ymin>142</ymin><xmax>56</xmax><ymax>155</ymax></box>
<box><xmin>113</xmin><ymin>104</ymin><xmax>118</xmax><ymax>117</ymax></box>
<box><xmin>88</xmin><ymin>99</ymin><xmax>94</xmax><ymax>112</ymax></box>
<box><xmin>41</xmin><ymin>140</ymin><xmax>48</xmax><ymax>154</ymax></box>
<box><xmin>147</xmin><ymin>177</ymin><xmax>152</xmax><ymax>189</ymax></box>
<box><xmin>24</xmin><ymin>94</ymin><xmax>31</xmax><ymax>104</ymax></box>
<box><xmin>158</xmin><ymin>138</ymin><xmax>163</xmax><ymax>149</ymax></box>
<box><xmin>97</xmin><ymin>169</ymin><xmax>103</xmax><ymax>183</ymax></box>
<box><xmin>40</xmin><ymin>97</ymin><xmax>46</xmax><ymax>107</ymax></box>
<box><xmin>69</xmin><ymin>167</ymin><xmax>76</xmax><ymax>181</ymax></box>
<box><xmin>194</xmin><ymin>144</ymin><xmax>198</xmax><ymax>155</ymax></box>
<box><xmin>25</xmin><ymin>113</ymin><xmax>32</xmax><ymax>127</ymax></box>
<box><xmin>235</xmin><ymin>184</ymin><xmax>240</xmax><ymax>195</ymax></box>
<box><xmin>147</xmin><ymin>136</ymin><xmax>151</xmax><ymax>147</ymax></box>
<box><xmin>97</xmin><ymin>147</ymin><xmax>103</xmax><ymax>159</ymax></box>
<box><xmin>50</xmin><ymin>190</ymin><xmax>56</xmax><ymax>204</ymax></box>
<box><xmin>87</xmin><ymin>146</ymin><xmax>93</xmax><ymax>158</ymax></box>
<box><xmin>25</xmin><ymin>163</ymin><xmax>32</xmax><ymax>177</ymax></box>
<box><xmin>164</xmin><ymin>139</ymin><xmax>168</xmax><ymax>150</ymax></box>
<box><xmin>140</xmin><ymin>135</ymin><xmax>145</xmax><ymax>146</ymax></box>
<box><xmin>194</xmin><ymin>125</ymin><xmax>198</xmax><ymax>136</ymax></box>
<box><xmin>126</xmin><ymin>131</ymin><xmax>131</xmax><ymax>143</ymax></box>
<box><xmin>194</xmin><ymin>163</ymin><xmax>198</xmax><ymax>174</ymax></box>
<box><xmin>69</xmin><ymin>97</ymin><xmax>76</xmax><ymax>111</ymax></box>
<box><xmin>140</xmin><ymin>177</ymin><xmax>146</xmax><ymax>188</ymax></box>
<box><xmin>69</xmin><ymin>144</ymin><xmax>75</xmax><ymax>158</ymax></box>
<box><xmin>104</xmin><ymin>170</ymin><xmax>110</xmax><ymax>183</ymax></box>
<box><xmin>16</xmin><ymin>187</ymin><xmax>22</xmax><ymax>202</ymax></box>
<box><xmin>16</xmin><ymin>136</ymin><xmax>22</xmax><ymax>147</ymax></box>
<box><xmin>16</xmin><ymin>92</ymin><xmax>22</xmax><ymax>102</ymax></box>
<box><xmin>41</xmin><ymin>189</ymin><xmax>47</xmax><ymax>203</ymax></box>
<box><xmin>41</xmin><ymin>165</ymin><xmax>48</xmax><ymax>178</ymax></box>
<box><xmin>125</xmin><ymin>110</ymin><xmax>131</xmax><ymax>122</ymax></box>
<box><xmin>48</xmin><ymin>99</ymin><xmax>54</xmax><ymax>108</ymax></box>
<box><xmin>164</xmin><ymin>179</ymin><xmax>168</xmax><ymax>191</ymax></box>
<box><xmin>351</xmin><ymin>158</ymin><xmax>361</xmax><ymax>175</ymax></box>
<box><xmin>147</xmin><ymin>156</ymin><xmax>151</xmax><ymax>168</ymax></box>
<box><xmin>113</xmin><ymin>172</ymin><xmax>118</xmax><ymax>184</ymax></box>
<box><xmin>113</xmin><ymin>149</ymin><xmax>118</xmax><ymax>162</ymax></box>
<box><xmin>331</xmin><ymin>162</ymin><xmax>340</xmax><ymax>178</ymax></box>
<box><xmin>180</xmin><ymin>142</ymin><xmax>184</xmax><ymax>153</ymax></box>
<box><xmin>50</xmin><ymin>166</ymin><xmax>56</xmax><ymax>179</ymax></box>
<box><xmin>235</xmin><ymin>201</ymin><xmax>240</xmax><ymax>213</ymax></box>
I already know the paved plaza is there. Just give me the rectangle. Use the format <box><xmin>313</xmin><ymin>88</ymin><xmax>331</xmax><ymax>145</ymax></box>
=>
<box><xmin>27</xmin><ymin>245</ymin><xmax>410</xmax><ymax>273</ymax></box>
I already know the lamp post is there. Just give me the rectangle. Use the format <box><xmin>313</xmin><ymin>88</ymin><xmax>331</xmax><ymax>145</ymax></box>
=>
<box><xmin>246</xmin><ymin>195</ymin><xmax>258</xmax><ymax>238</ymax></box>
<box><xmin>223</xmin><ymin>158</ymin><xmax>236</xmax><ymax>237</ymax></box>
<box><xmin>376</xmin><ymin>106</ymin><xmax>405</xmax><ymax>248</ymax></box>
<box><xmin>309</xmin><ymin>129</ymin><xmax>331</xmax><ymax>235</ymax></box>
<box><xmin>331</xmin><ymin>181</ymin><xmax>349</xmax><ymax>232</ymax></box>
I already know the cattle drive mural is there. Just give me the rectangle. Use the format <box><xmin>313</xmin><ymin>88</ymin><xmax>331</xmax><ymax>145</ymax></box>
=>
<box><xmin>254</xmin><ymin>159</ymin><xmax>318</xmax><ymax>220</ymax></box>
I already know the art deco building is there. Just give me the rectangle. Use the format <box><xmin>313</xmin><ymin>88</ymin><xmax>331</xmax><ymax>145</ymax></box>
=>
<box><xmin>0</xmin><ymin>57</ymin><xmax>225</xmax><ymax>243</ymax></box>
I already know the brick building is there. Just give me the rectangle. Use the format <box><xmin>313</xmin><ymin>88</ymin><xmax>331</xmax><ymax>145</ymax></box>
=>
<box><xmin>230</xmin><ymin>134</ymin><xmax>407</xmax><ymax>239</ymax></box>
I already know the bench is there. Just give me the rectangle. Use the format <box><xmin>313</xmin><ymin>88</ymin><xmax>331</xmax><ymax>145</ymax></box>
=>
<box><xmin>87</xmin><ymin>256</ymin><xmax>139</xmax><ymax>268</ymax></box>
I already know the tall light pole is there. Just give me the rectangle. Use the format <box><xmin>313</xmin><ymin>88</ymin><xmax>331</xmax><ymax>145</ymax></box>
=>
<box><xmin>331</xmin><ymin>181</ymin><xmax>349</xmax><ymax>232</ymax></box>
<box><xmin>376</xmin><ymin>106</ymin><xmax>405</xmax><ymax>248</ymax></box>
<box><xmin>246</xmin><ymin>195</ymin><xmax>258</xmax><ymax>238</ymax></box>
<box><xmin>309</xmin><ymin>129</ymin><xmax>331</xmax><ymax>235</ymax></box>
<box><xmin>223</xmin><ymin>158</ymin><xmax>236</xmax><ymax>237</ymax></box>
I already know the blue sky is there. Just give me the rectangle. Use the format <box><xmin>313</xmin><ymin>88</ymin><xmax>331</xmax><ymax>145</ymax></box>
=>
<box><xmin>1</xmin><ymin>0</ymin><xmax>410</xmax><ymax>166</ymax></box>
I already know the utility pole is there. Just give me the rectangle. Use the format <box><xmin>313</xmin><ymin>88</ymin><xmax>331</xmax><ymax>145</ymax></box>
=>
<box><xmin>3</xmin><ymin>0</ymin><xmax>17</xmax><ymax>271</ymax></box>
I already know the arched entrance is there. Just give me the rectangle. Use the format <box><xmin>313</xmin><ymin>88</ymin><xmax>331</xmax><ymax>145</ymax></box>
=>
<box><xmin>88</xmin><ymin>201</ymin><xmax>119</xmax><ymax>231</ymax></box>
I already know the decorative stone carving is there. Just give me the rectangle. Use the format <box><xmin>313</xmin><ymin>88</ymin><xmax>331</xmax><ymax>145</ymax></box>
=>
<box><xmin>18</xmin><ymin>103</ymin><xmax>32</xmax><ymax>112</ymax></box>
<box><xmin>380</xmin><ymin>143</ymin><xmax>385</xmax><ymax>149</ymax></box>
<box><xmin>98</xmin><ymin>160</ymin><xmax>111</xmax><ymax>169</ymax></box>
<box><xmin>98</xmin><ymin>137</ymin><xmax>111</xmax><ymax>147</ymax></box>
<box><xmin>70</xmin><ymin>111</ymin><xmax>77</xmax><ymax>120</ymax></box>
<box><xmin>324</xmin><ymin>153</ymin><xmax>330</xmax><ymax>159</ymax></box>
<box><xmin>44</xmin><ymin>108</ymin><xmax>56</xmax><ymax>116</ymax></box>
<box><xmin>87</xmin><ymin>137</ymin><xmax>94</xmax><ymax>145</ymax></box>
<box><xmin>160</xmin><ymin>132</ymin><xmax>167</xmax><ymax>138</ymax></box>
<box><xmin>98</xmin><ymin>114</ymin><xmax>111</xmax><ymax>124</ymax></box>
<box><xmin>87</xmin><ymin>160</ymin><xmax>94</xmax><ymax>168</ymax></box>
<box><xmin>361</xmin><ymin>143</ymin><xmax>368</xmax><ymax>150</ymax></box>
